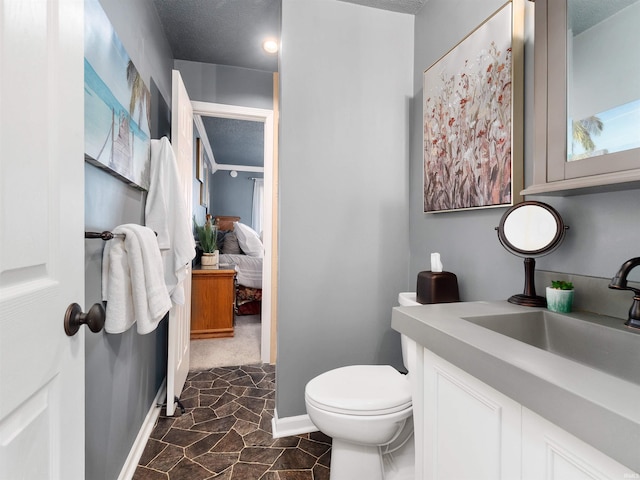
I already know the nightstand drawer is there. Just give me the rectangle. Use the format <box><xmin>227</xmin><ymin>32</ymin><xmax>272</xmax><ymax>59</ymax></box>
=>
<box><xmin>191</xmin><ymin>267</ymin><xmax>236</xmax><ymax>339</ymax></box>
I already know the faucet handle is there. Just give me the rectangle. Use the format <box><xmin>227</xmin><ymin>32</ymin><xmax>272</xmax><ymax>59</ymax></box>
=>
<box><xmin>609</xmin><ymin>257</ymin><xmax>640</xmax><ymax>328</ymax></box>
<box><xmin>608</xmin><ymin>280</ymin><xmax>640</xmax><ymax>296</ymax></box>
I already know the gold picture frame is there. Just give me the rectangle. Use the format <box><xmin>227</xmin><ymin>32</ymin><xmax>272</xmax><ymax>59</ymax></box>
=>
<box><xmin>423</xmin><ymin>0</ymin><xmax>524</xmax><ymax>213</ymax></box>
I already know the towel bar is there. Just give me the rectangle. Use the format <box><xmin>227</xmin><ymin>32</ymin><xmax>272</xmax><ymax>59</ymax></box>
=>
<box><xmin>85</xmin><ymin>230</ymin><xmax>158</xmax><ymax>240</ymax></box>
<box><xmin>85</xmin><ymin>231</ymin><xmax>125</xmax><ymax>241</ymax></box>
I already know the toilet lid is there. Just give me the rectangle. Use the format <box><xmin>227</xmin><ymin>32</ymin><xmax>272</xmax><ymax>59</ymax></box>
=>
<box><xmin>305</xmin><ymin>365</ymin><xmax>412</xmax><ymax>416</ymax></box>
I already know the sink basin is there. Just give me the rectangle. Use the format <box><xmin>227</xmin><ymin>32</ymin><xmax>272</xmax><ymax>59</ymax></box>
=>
<box><xmin>462</xmin><ymin>310</ymin><xmax>640</xmax><ymax>385</ymax></box>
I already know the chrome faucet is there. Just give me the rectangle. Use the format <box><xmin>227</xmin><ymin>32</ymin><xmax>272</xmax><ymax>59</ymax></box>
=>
<box><xmin>608</xmin><ymin>257</ymin><xmax>640</xmax><ymax>329</ymax></box>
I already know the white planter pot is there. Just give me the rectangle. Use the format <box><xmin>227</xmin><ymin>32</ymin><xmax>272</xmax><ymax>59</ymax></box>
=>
<box><xmin>545</xmin><ymin>287</ymin><xmax>574</xmax><ymax>313</ymax></box>
<box><xmin>201</xmin><ymin>250</ymin><xmax>219</xmax><ymax>267</ymax></box>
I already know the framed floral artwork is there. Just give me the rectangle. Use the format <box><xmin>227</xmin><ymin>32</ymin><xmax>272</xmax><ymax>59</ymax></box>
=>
<box><xmin>423</xmin><ymin>1</ymin><xmax>523</xmax><ymax>213</ymax></box>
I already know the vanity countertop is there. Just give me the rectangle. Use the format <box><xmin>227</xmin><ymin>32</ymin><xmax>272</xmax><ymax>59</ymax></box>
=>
<box><xmin>392</xmin><ymin>301</ymin><xmax>640</xmax><ymax>472</ymax></box>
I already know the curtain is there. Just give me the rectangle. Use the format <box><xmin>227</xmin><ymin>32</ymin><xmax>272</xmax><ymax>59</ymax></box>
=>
<box><xmin>251</xmin><ymin>178</ymin><xmax>264</xmax><ymax>236</ymax></box>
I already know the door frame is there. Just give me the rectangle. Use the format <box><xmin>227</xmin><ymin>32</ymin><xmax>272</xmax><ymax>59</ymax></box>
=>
<box><xmin>191</xmin><ymin>101</ymin><xmax>275</xmax><ymax>364</ymax></box>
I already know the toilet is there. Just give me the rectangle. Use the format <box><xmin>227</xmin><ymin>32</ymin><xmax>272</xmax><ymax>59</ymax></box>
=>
<box><xmin>305</xmin><ymin>292</ymin><xmax>419</xmax><ymax>480</ymax></box>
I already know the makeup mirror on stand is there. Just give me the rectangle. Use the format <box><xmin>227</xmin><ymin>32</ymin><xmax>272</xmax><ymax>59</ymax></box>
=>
<box><xmin>496</xmin><ymin>201</ymin><xmax>568</xmax><ymax>306</ymax></box>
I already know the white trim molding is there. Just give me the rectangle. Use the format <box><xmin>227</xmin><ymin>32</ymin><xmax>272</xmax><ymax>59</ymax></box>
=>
<box><xmin>271</xmin><ymin>409</ymin><xmax>318</xmax><ymax>439</ymax></box>
<box><xmin>118</xmin><ymin>380</ymin><xmax>167</xmax><ymax>480</ymax></box>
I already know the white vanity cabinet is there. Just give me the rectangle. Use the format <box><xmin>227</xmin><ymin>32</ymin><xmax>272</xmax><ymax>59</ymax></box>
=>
<box><xmin>418</xmin><ymin>347</ymin><xmax>521</xmax><ymax>480</ymax></box>
<box><xmin>522</xmin><ymin>408</ymin><xmax>634</xmax><ymax>480</ymax></box>
<box><xmin>417</xmin><ymin>346</ymin><xmax>637</xmax><ymax>480</ymax></box>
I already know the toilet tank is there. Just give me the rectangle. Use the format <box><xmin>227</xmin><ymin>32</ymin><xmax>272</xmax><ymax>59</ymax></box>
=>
<box><xmin>398</xmin><ymin>292</ymin><xmax>418</xmax><ymax>306</ymax></box>
<box><xmin>398</xmin><ymin>292</ymin><xmax>419</xmax><ymax>374</ymax></box>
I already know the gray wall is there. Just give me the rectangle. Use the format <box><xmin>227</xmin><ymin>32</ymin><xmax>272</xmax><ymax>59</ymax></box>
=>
<box><xmin>176</xmin><ymin>60</ymin><xmax>273</xmax><ymax>227</ymax></box>
<box><xmin>84</xmin><ymin>1</ymin><xmax>173</xmax><ymax>479</ymax></box>
<box><xmin>277</xmin><ymin>0</ymin><xmax>414</xmax><ymax>418</ymax></box>
<box><xmin>211</xmin><ymin>170</ymin><xmax>262</xmax><ymax>226</ymax></box>
<box><xmin>410</xmin><ymin>1</ymin><xmax>640</xmax><ymax>301</ymax></box>
<box><xmin>175</xmin><ymin>60</ymin><xmax>274</xmax><ymax>110</ymax></box>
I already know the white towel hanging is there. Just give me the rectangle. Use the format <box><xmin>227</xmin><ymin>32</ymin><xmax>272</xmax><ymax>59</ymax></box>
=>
<box><xmin>102</xmin><ymin>224</ymin><xmax>171</xmax><ymax>334</ymax></box>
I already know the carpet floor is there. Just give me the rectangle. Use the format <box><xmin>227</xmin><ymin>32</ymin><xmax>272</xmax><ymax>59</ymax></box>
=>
<box><xmin>190</xmin><ymin>315</ymin><xmax>261</xmax><ymax>370</ymax></box>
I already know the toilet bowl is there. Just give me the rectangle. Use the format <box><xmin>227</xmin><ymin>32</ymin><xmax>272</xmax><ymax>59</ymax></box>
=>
<box><xmin>304</xmin><ymin>293</ymin><xmax>419</xmax><ymax>480</ymax></box>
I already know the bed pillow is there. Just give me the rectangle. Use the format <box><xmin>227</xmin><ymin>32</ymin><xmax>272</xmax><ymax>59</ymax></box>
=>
<box><xmin>216</xmin><ymin>230</ymin><xmax>228</xmax><ymax>250</ymax></box>
<box><xmin>234</xmin><ymin>222</ymin><xmax>263</xmax><ymax>257</ymax></box>
<box><xmin>221</xmin><ymin>231</ymin><xmax>243</xmax><ymax>254</ymax></box>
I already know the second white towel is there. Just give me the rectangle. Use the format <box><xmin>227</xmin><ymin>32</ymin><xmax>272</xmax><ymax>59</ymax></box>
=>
<box><xmin>146</xmin><ymin>137</ymin><xmax>196</xmax><ymax>305</ymax></box>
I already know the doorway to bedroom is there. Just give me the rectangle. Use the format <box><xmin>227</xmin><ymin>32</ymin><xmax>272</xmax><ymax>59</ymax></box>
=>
<box><xmin>190</xmin><ymin>100</ymin><xmax>276</xmax><ymax>369</ymax></box>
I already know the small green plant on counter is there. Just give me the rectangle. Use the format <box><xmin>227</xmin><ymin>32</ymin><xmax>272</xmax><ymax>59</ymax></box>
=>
<box><xmin>193</xmin><ymin>216</ymin><xmax>218</xmax><ymax>253</ymax></box>
<box><xmin>551</xmin><ymin>280</ymin><xmax>574</xmax><ymax>290</ymax></box>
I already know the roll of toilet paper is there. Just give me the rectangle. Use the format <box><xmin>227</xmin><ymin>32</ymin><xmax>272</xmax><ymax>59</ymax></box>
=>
<box><xmin>431</xmin><ymin>252</ymin><xmax>443</xmax><ymax>273</ymax></box>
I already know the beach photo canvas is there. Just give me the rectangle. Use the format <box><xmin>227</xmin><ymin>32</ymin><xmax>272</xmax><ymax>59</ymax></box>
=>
<box><xmin>84</xmin><ymin>0</ymin><xmax>151</xmax><ymax>190</ymax></box>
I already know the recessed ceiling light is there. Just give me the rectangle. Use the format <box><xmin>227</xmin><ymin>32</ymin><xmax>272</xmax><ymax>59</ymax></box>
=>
<box><xmin>262</xmin><ymin>39</ymin><xmax>278</xmax><ymax>54</ymax></box>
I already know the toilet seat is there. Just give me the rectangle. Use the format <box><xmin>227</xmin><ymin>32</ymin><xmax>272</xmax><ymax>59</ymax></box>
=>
<box><xmin>305</xmin><ymin>365</ymin><xmax>412</xmax><ymax>416</ymax></box>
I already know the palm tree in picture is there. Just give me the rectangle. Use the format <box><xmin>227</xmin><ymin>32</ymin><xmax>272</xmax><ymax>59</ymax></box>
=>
<box><xmin>572</xmin><ymin>115</ymin><xmax>603</xmax><ymax>157</ymax></box>
<box><xmin>126</xmin><ymin>59</ymin><xmax>151</xmax><ymax>130</ymax></box>
<box><xmin>125</xmin><ymin>59</ymin><xmax>151</xmax><ymax>188</ymax></box>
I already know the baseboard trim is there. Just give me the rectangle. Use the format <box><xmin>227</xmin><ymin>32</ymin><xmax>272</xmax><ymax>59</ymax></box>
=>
<box><xmin>271</xmin><ymin>409</ymin><xmax>318</xmax><ymax>438</ymax></box>
<box><xmin>118</xmin><ymin>379</ymin><xmax>167</xmax><ymax>480</ymax></box>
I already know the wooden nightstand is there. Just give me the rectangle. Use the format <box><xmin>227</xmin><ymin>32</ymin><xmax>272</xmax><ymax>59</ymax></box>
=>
<box><xmin>190</xmin><ymin>266</ymin><xmax>236</xmax><ymax>339</ymax></box>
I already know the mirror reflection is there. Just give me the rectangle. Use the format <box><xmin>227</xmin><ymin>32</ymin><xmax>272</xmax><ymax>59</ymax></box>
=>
<box><xmin>497</xmin><ymin>201</ymin><xmax>566</xmax><ymax>258</ymax></box>
<box><xmin>503</xmin><ymin>205</ymin><xmax>558</xmax><ymax>253</ymax></box>
<box><xmin>567</xmin><ymin>0</ymin><xmax>640</xmax><ymax>161</ymax></box>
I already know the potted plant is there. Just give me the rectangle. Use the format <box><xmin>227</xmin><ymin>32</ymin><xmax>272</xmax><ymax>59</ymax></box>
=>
<box><xmin>546</xmin><ymin>280</ymin><xmax>574</xmax><ymax>313</ymax></box>
<box><xmin>194</xmin><ymin>215</ymin><xmax>219</xmax><ymax>267</ymax></box>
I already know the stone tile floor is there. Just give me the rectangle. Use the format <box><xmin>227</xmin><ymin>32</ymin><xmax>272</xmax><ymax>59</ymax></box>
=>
<box><xmin>134</xmin><ymin>364</ymin><xmax>332</xmax><ymax>480</ymax></box>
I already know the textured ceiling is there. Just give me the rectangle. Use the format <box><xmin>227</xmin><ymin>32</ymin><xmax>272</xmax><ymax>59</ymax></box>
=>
<box><xmin>152</xmin><ymin>0</ymin><xmax>281</xmax><ymax>72</ymax></box>
<box><xmin>569</xmin><ymin>0</ymin><xmax>638</xmax><ymax>34</ymax></box>
<box><xmin>201</xmin><ymin>116</ymin><xmax>264</xmax><ymax>167</ymax></box>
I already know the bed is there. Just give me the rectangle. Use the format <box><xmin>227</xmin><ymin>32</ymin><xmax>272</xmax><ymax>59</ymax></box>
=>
<box><xmin>214</xmin><ymin>216</ymin><xmax>263</xmax><ymax>315</ymax></box>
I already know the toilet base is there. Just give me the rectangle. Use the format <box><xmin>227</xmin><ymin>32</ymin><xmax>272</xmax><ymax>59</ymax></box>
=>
<box><xmin>382</xmin><ymin>431</ymin><xmax>415</xmax><ymax>480</ymax></box>
<box><xmin>329</xmin><ymin>433</ymin><xmax>415</xmax><ymax>480</ymax></box>
<box><xmin>330</xmin><ymin>438</ymin><xmax>384</xmax><ymax>480</ymax></box>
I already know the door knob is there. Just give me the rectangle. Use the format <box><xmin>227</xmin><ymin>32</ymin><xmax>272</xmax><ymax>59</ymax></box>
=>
<box><xmin>64</xmin><ymin>302</ymin><xmax>105</xmax><ymax>336</ymax></box>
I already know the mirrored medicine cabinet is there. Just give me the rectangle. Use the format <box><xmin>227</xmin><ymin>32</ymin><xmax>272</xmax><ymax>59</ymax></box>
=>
<box><xmin>523</xmin><ymin>0</ymin><xmax>640</xmax><ymax>195</ymax></box>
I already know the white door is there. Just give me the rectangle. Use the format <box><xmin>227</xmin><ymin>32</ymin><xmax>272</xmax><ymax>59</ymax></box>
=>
<box><xmin>166</xmin><ymin>70</ymin><xmax>193</xmax><ymax>416</ymax></box>
<box><xmin>0</xmin><ymin>0</ymin><xmax>85</xmax><ymax>478</ymax></box>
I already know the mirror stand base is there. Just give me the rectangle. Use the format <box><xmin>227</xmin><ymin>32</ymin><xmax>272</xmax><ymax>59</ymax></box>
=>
<box><xmin>508</xmin><ymin>294</ymin><xmax>547</xmax><ymax>308</ymax></box>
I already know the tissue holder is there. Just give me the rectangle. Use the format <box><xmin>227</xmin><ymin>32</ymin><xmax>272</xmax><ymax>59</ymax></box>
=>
<box><xmin>416</xmin><ymin>271</ymin><xmax>460</xmax><ymax>304</ymax></box>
